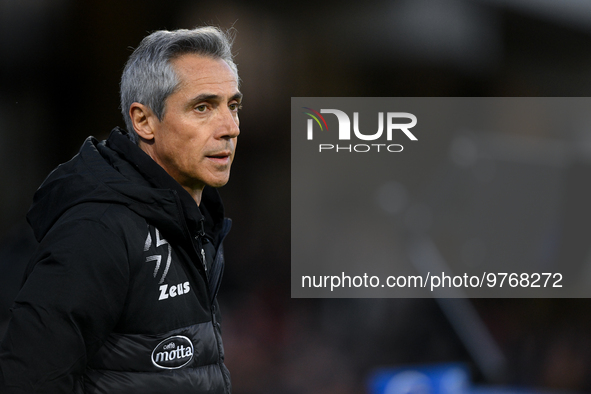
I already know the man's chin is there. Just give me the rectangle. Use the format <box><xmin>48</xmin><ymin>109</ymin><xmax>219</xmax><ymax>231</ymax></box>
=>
<box><xmin>205</xmin><ymin>176</ymin><xmax>231</xmax><ymax>189</ymax></box>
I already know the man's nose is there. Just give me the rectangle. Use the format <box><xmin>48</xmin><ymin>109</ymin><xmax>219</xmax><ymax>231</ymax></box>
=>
<box><xmin>219</xmin><ymin>107</ymin><xmax>240</xmax><ymax>139</ymax></box>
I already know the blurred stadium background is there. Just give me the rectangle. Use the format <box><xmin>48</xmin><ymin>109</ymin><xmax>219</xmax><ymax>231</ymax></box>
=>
<box><xmin>3</xmin><ymin>0</ymin><xmax>591</xmax><ymax>392</ymax></box>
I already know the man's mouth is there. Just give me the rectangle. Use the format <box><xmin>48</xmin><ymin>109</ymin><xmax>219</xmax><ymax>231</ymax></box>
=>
<box><xmin>206</xmin><ymin>152</ymin><xmax>231</xmax><ymax>164</ymax></box>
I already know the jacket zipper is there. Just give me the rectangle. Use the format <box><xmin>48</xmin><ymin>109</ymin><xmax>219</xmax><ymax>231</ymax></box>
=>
<box><xmin>195</xmin><ymin>218</ymin><xmax>208</xmax><ymax>279</ymax></box>
<box><xmin>170</xmin><ymin>190</ymin><xmax>208</xmax><ymax>282</ymax></box>
<box><xmin>170</xmin><ymin>191</ymin><xmax>228</xmax><ymax>391</ymax></box>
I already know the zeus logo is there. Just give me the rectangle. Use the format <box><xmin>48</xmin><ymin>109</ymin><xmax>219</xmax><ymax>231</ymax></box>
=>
<box><xmin>159</xmin><ymin>282</ymin><xmax>191</xmax><ymax>301</ymax></box>
<box><xmin>304</xmin><ymin>108</ymin><xmax>417</xmax><ymax>141</ymax></box>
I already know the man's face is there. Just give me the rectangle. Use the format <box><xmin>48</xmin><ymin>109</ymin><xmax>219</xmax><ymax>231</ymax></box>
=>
<box><xmin>146</xmin><ymin>54</ymin><xmax>241</xmax><ymax>194</ymax></box>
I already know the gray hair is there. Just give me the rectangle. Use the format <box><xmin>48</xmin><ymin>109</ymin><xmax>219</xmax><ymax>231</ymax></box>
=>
<box><xmin>120</xmin><ymin>26</ymin><xmax>238</xmax><ymax>143</ymax></box>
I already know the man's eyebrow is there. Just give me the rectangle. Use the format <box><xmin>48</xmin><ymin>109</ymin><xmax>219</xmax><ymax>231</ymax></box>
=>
<box><xmin>231</xmin><ymin>92</ymin><xmax>243</xmax><ymax>102</ymax></box>
<box><xmin>189</xmin><ymin>94</ymin><xmax>220</xmax><ymax>105</ymax></box>
<box><xmin>189</xmin><ymin>92</ymin><xmax>243</xmax><ymax>105</ymax></box>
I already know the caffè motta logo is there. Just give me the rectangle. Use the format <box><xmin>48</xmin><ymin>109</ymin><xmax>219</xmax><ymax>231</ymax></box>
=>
<box><xmin>303</xmin><ymin>107</ymin><xmax>417</xmax><ymax>153</ymax></box>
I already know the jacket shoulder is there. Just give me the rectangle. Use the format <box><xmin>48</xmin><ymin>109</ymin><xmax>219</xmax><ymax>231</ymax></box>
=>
<box><xmin>27</xmin><ymin>202</ymin><xmax>150</xmax><ymax>279</ymax></box>
<box><xmin>57</xmin><ymin>202</ymin><xmax>148</xmax><ymax>244</ymax></box>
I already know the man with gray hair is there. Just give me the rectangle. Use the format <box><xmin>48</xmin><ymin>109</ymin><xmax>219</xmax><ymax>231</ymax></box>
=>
<box><xmin>0</xmin><ymin>26</ymin><xmax>241</xmax><ymax>393</ymax></box>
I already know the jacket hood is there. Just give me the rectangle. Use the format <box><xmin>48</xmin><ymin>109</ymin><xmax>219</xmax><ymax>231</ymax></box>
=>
<box><xmin>27</xmin><ymin>128</ymin><xmax>225</xmax><ymax>244</ymax></box>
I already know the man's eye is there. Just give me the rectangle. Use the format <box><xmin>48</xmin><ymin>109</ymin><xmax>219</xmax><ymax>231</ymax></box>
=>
<box><xmin>195</xmin><ymin>105</ymin><xmax>207</xmax><ymax>112</ymax></box>
<box><xmin>229</xmin><ymin>103</ymin><xmax>242</xmax><ymax>111</ymax></box>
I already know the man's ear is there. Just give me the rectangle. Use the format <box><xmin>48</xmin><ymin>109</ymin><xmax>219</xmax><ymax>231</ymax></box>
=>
<box><xmin>129</xmin><ymin>103</ymin><xmax>158</xmax><ymax>141</ymax></box>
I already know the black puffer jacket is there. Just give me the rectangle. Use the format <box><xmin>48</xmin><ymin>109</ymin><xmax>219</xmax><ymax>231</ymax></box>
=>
<box><xmin>0</xmin><ymin>128</ymin><xmax>232</xmax><ymax>393</ymax></box>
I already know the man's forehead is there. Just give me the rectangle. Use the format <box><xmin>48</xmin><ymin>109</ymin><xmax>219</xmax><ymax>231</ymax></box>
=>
<box><xmin>171</xmin><ymin>54</ymin><xmax>238</xmax><ymax>88</ymax></box>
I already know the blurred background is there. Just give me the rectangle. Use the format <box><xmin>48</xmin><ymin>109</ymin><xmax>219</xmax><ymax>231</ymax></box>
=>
<box><xmin>2</xmin><ymin>0</ymin><xmax>591</xmax><ymax>393</ymax></box>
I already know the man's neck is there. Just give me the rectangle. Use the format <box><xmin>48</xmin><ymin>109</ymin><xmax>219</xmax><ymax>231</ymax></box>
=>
<box><xmin>183</xmin><ymin>186</ymin><xmax>203</xmax><ymax>206</ymax></box>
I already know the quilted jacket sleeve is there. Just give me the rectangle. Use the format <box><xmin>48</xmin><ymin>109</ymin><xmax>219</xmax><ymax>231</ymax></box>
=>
<box><xmin>0</xmin><ymin>218</ymin><xmax>129</xmax><ymax>393</ymax></box>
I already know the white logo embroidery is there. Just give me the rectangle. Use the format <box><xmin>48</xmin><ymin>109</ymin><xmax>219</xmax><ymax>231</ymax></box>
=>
<box><xmin>158</xmin><ymin>282</ymin><xmax>191</xmax><ymax>300</ymax></box>
<box><xmin>151</xmin><ymin>335</ymin><xmax>194</xmax><ymax>369</ymax></box>
<box><xmin>144</xmin><ymin>226</ymin><xmax>192</xmax><ymax>301</ymax></box>
<box><xmin>145</xmin><ymin>227</ymin><xmax>171</xmax><ymax>284</ymax></box>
